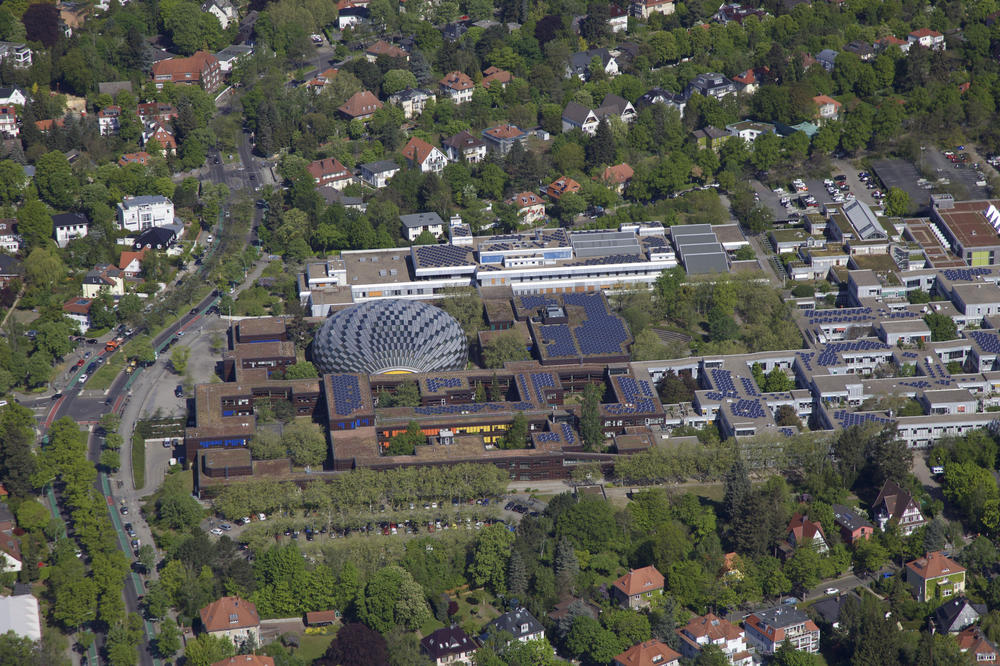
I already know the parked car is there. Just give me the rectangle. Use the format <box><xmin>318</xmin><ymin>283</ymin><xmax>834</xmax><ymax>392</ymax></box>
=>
<box><xmin>210</xmin><ymin>528</ymin><xmax>223</xmax><ymax>536</ymax></box>
<box><xmin>825</xmin><ymin>587</ymin><xmax>839</xmax><ymax>595</ymax></box>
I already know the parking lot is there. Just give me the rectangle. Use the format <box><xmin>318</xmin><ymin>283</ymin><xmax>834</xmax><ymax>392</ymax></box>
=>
<box><xmin>752</xmin><ymin>160</ymin><xmax>881</xmax><ymax>223</ymax></box>
<box><xmin>923</xmin><ymin>149</ymin><xmax>990</xmax><ymax>201</ymax></box>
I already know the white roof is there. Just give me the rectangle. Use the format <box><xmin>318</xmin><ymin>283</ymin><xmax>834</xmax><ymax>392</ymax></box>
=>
<box><xmin>0</xmin><ymin>594</ymin><xmax>41</xmax><ymax>641</ymax></box>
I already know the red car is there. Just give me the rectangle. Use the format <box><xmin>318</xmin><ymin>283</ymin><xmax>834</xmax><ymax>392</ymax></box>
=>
<box><xmin>75</xmin><ymin>359</ymin><xmax>85</xmax><ymax>368</ymax></box>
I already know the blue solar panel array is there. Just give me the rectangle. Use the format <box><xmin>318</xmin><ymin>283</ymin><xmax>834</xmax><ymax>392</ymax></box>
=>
<box><xmin>817</xmin><ymin>340</ymin><xmax>890</xmax><ymax>366</ymax></box>
<box><xmin>426</xmin><ymin>377</ymin><xmax>463</xmax><ymax>392</ymax></box>
<box><xmin>732</xmin><ymin>399</ymin><xmax>767</xmax><ymax>418</ymax></box>
<box><xmin>802</xmin><ymin>307</ymin><xmax>873</xmax><ymax>326</ymax></box>
<box><xmin>330</xmin><ymin>374</ymin><xmax>363</xmax><ymax>416</ymax></box>
<box><xmin>779</xmin><ymin>427</ymin><xmax>796</xmax><ymax>437</ymax></box>
<box><xmin>901</xmin><ymin>380</ymin><xmax>931</xmax><ymax>389</ymax></box>
<box><xmin>536</xmin><ymin>432</ymin><xmax>561</xmax><ymax>443</ymax></box>
<box><xmin>616</xmin><ymin>376</ymin><xmax>656</xmax><ymax>405</ymax></box>
<box><xmin>741</xmin><ymin>377</ymin><xmax>760</xmax><ymax>396</ymax></box>
<box><xmin>563</xmin><ymin>293</ymin><xmax>630</xmax><ymax>356</ymax></box>
<box><xmin>414</xmin><ymin>401</ymin><xmax>535</xmax><ymax>416</ymax></box>
<box><xmin>799</xmin><ymin>353</ymin><xmax>815</xmax><ymax>372</ymax></box>
<box><xmin>541</xmin><ymin>324</ymin><xmax>577</xmax><ymax>357</ymax></box>
<box><xmin>833</xmin><ymin>410</ymin><xmax>893</xmax><ymax>428</ymax></box>
<box><xmin>943</xmin><ymin>267</ymin><xmax>993</xmax><ymax>281</ymax></box>
<box><xmin>519</xmin><ymin>295</ymin><xmax>559</xmax><ymax>310</ymax></box>
<box><xmin>709</xmin><ymin>369</ymin><xmax>740</xmax><ymax>398</ymax></box>
<box><xmin>970</xmin><ymin>331</ymin><xmax>1000</xmax><ymax>353</ymax></box>
<box><xmin>902</xmin><ymin>352</ymin><xmax>919</xmax><ymax>359</ymax></box>
<box><xmin>560</xmin><ymin>422</ymin><xmax>575</xmax><ymax>444</ymax></box>
<box><xmin>413</xmin><ymin>244</ymin><xmax>473</xmax><ymax>268</ymax></box>
<box><xmin>530</xmin><ymin>372</ymin><xmax>556</xmax><ymax>402</ymax></box>
<box><xmin>605</xmin><ymin>399</ymin><xmax>657</xmax><ymax>414</ymax></box>
<box><xmin>571</xmin><ymin>254</ymin><xmax>644</xmax><ymax>266</ymax></box>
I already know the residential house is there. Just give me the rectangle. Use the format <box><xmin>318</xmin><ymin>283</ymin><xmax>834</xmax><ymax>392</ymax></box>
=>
<box><xmin>486</xmin><ymin>608</ymin><xmax>545</xmax><ymax>644</ymax></box>
<box><xmin>906</xmin><ymin>552</ymin><xmax>966</xmax><ymax>603</ymax></box>
<box><xmin>133</xmin><ymin>225</ymin><xmax>179</xmax><ymax>250</ymax></box>
<box><xmin>0</xmin><ymin>503</ymin><xmax>20</xmax><ymax>572</ymax></box>
<box><xmin>612</xmin><ymin>565</ymin><xmax>664</xmax><ymax>609</ymax></box>
<box><xmin>726</xmin><ymin>120</ymin><xmax>776</xmax><ymax>144</ymax></box>
<box><xmin>337</xmin><ymin>90</ymin><xmax>383</xmax><ymax>120</ymax></box>
<box><xmin>0</xmin><ymin>43</ymin><xmax>31</xmax><ymax>68</ymax></box>
<box><xmin>118</xmin><ymin>250</ymin><xmax>146</xmax><ymax>278</ymax></box>
<box><xmin>566</xmin><ymin>48</ymin><xmax>618</xmax><ymax>80</ymax></box>
<box><xmin>873</xmin><ymin>479</ymin><xmax>925</xmax><ymax>535</ymax></box>
<box><xmin>731</xmin><ymin>68</ymin><xmax>760</xmax><ymax>95</ymax></box>
<box><xmin>0</xmin><ymin>255</ymin><xmax>21</xmax><ymax>288</ymax></box>
<box><xmin>743</xmin><ymin>606</ymin><xmax>820</xmax><ymax>655</ymax></box>
<box><xmin>630</xmin><ymin>0</ymin><xmax>675</xmax><ymax>18</ymax></box>
<box><xmin>97</xmin><ymin>106</ymin><xmax>121</xmax><ymax>136</ymax></box>
<box><xmin>202</xmin><ymin>0</ymin><xmax>237</xmax><ymax>28</ymax></box>
<box><xmin>82</xmin><ymin>265</ymin><xmax>125</xmax><ymax>298</ymax></box>
<box><xmin>601</xmin><ymin>163</ymin><xmax>634</xmax><ymax>194</ymax></box>
<box><xmin>546</xmin><ymin>176</ymin><xmax>583</xmax><ymax>201</ymax></box>
<box><xmin>613</xmin><ymin>640</ymin><xmax>681</xmax><ymax>666</ymax></box>
<box><xmin>214</xmin><ymin>44</ymin><xmax>254</xmax><ymax>72</ymax></box>
<box><xmin>401</xmin><ymin>212</ymin><xmax>445</xmax><ymax>242</ymax></box>
<box><xmin>52</xmin><ymin>212</ymin><xmax>89</xmax><ymax>248</ymax></box>
<box><xmin>359</xmin><ymin>160</ymin><xmax>400</xmax><ymax>188</ymax></box>
<box><xmin>336</xmin><ymin>0</ymin><xmax>368</xmax><ymax>28</ymax></box>
<box><xmin>875</xmin><ymin>35</ymin><xmax>910</xmax><ymax>53</ymax></box>
<box><xmin>562</xmin><ymin>101</ymin><xmax>601</xmax><ymax>134</ymax></box>
<box><xmin>0</xmin><ymin>106</ymin><xmax>17</xmax><ymax>137</ymax></box>
<box><xmin>366</xmin><ymin>40</ymin><xmax>409</xmax><ymax>62</ymax></box>
<box><xmin>693</xmin><ymin>126</ymin><xmax>730</xmax><ymax>152</ymax></box>
<box><xmin>813</xmin><ymin>94</ymin><xmax>842</xmax><ymax>123</ymax></box>
<box><xmin>843</xmin><ymin>40</ymin><xmax>875</xmax><ymax>61</ymax></box>
<box><xmin>934</xmin><ymin>596</ymin><xmax>985</xmax><ymax>634</ymax></box>
<box><xmin>597</xmin><ymin>93</ymin><xmax>637</xmax><ymax>123</ymax></box>
<box><xmin>117</xmin><ymin>195</ymin><xmax>174</xmax><ymax>232</ymax></box>
<box><xmin>63</xmin><ymin>297</ymin><xmax>93</xmax><ymax>333</ymax></box>
<box><xmin>676</xmin><ymin>613</ymin><xmax>752</xmax><ymax>666</ymax></box>
<box><xmin>199</xmin><ymin>596</ymin><xmax>260</xmax><ymax>649</ymax></box>
<box><xmin>686</xmin><ymin>73</ymin><xmax>737</xmax><ymax>99</ymax></box>
<box><xmin>0</xmin><ymin>220</ymin><xmax>19</xmax><ymax>254</ymax></box>
<box><xmin>388</xmin><ymin>88</ymin><xmax>436</xmax><ymax>119</ymax></box>
<box><xmin>608</xmin><ymin>4</ymin><xmax>629</xmax><ymax>32</ymax></box>
<box><xmin>402</xmin><ymin>136</ymin><xmax>448</xmax><ymax>174</ymax></box>
<box><xmin>481</xmin><ymin>124</ymin><xmax>528</xmax><ymax>156</ymax></box>
<box><xmin>151</xmin><ymin>51</ymin><xmax>222</xmax><ymax>92</ymax></box>
<box><xmin>786</xmin><ymin>513</ymin><xmax>828</xmax><ymax>553</ymax></box>
<box><xmin>957</xmin><ymin>626</ymin><xmax>999</xmax><ymax>662</ymax></box>
<box><xmin>307</xmin><ymin>158</ymin><xmax>353</xmax><ymax>189</ymax></box>
<box><xmin>118</xmin><ymin>152</ymin><xmax>152</xmax><ymax>167</ymax></box>
<box><xmin>832</xmin><ymin>504</ymin><xmax>874</xmax><ymax>545</ymax></box>
<box><xmin>305</xmin><ymin>68</ymin><xmax>339</xmax><ymax>93</ymax></box>
<box><xmin>481</xmin><ymin>66</ymin><xmax>513</xmax><ymax>90</ymax></box>
<box><xmin>439</xmin><ymin>71</ymin><xmax>475</xmax><ymax>104</ymax></box>
<box><xmin>816</xmin><ymin>49</ymin><xmax>838</xmax><ymax>72</ymax></box>
<box><xmin>420</xmin><ymin>626</ymin><xmax>478</xmax><ymax>666</ymax></box>
<box><xmin>0</xmin><ymin>86</ymin><xmax>26</xmax><ymax>106</ymax></box>
<box><xmin>714</xmin><ymin>2</ymin><xmax>769</xmax><ymax>23</ymax></box>
<box><xmin>909</xmin><ymin>28</ymin><xmax>945</xmax><ymax>50</ymax></box>
<box><xmin>507</xmin><ymin>192</ymin><xmax>546</xmax><ymax>225</ymax></box>
<box><xmin>144</xmin><ymin>123</ymin><xmax>177</xmax><ymax>155</ymax></box>
<box><xmin>137</xmin><ymin>102</ymin><xmax>179</xmax><ymax>126</ymax></box>
<box><xmin>34</xmin><ymin>118</ymin><xmax>64</xmax><ymax>133</ymax></box>
<box><xmin>442</xmin><ymin>130</ymin><xmax>487</xmax><ymax>163</ymax></box>
<box><xmin>638</xmin><ymin>88</ymin><xmax>686</xmax><ymax>116</ymax></box>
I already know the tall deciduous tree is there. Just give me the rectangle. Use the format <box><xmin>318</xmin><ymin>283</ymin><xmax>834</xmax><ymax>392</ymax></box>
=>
<box><xmin>469</xmin><ymin>524</ymin><xmax>515</xmax><ymax>594</ymax></box>
<box><xmin>580</xmin><ymin>382</ymin><xmax>603</xmax><ymax>451</ymax></box>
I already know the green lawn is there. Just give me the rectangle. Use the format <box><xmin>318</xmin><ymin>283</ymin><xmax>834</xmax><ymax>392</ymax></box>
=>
<box><xmin>132</xmin><ymin>432</ymin><xmax>146</xmax><ymax>490</ymax></box>
<box><xmin>85</xmin><ymin>352</ymin><xmax>125</xmax><ymax>390</ymax></box>
<box><xmin>296</xmin><ymin>633</ymin><xmax>335</xmax><ymax>662</ymax></box>
<box><xmin>679</xmin><ymin>483</ymin><xmax>725</xmax><ymax>502</ymax></box>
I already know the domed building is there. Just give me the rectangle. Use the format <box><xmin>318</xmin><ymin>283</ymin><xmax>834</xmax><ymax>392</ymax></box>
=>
<box><xmin>312</xmin><ymin>299</ymin><xmax>467</xmax><ymax>375</ymax></box>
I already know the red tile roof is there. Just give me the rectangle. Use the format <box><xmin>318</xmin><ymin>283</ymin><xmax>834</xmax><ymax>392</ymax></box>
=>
<box><xmin>305</xmin><ymin>610</ymin><xmax>339</xmax><ymax>625</ymax></box>
<box><xmin>910</xmin><ymin>28</ymin><xmax>942</xmax><ymax>38</ymax></box>
<box><xmin>118</xmin><ymin>152</ymin><xmax>152</xmax><ymax>167</ymax></box>
<box><xmin>440</xmin><ymin>71</ymin><xmax>474</xmax><ymax>91</ymax></box>
<box><xmin>63</xmin><ymin>297</ymin><xmax>94</xmax><ymax>315</ymax></box>
<box><xmin>788</xmin><ymin>513</ymin><xmax>825</xmax><ymax>545</ymax></box>
<box><xmin>614</xmin><ymin>639</ymin><xmax>681</xmax><ymax>666</ymax></box>
<box><xmin>508</xmin><ymin>192</ymin><xmax>544</xmax><ymax>209</ymax></box>
<box><xmin>118</xmin><ymin>250</ymin><xmax>146</xmax><ymax>272</ymax></box>
<box><xmin>484</xmin><ymin>124</ymin><xmax>525</xmax><ymax>140</ymax></box>
<box><xmin>613</xmin><ymin>565</ymin><xmax>664</xmax><ymax>597</ymax></box>
<box><xmin>547</xmin><ymin>176</ymin><xmax>582</xmax><ymax>199</ymax></box>
<box><xmin>307</xmin><ymin>157</ymin><xmax>351</xmax><ymax>182</ymax></box>
<box><xmin>481</xmin><ymin>66</ymin><xmax>512</xmax><ymax>89</ymax></box>
<box><xmin>743</xmin><ymin>612</ymin><xmax>819</xmax><ymax>645</ymax></box>
<box><xmin>601</xmin><ymin>163</ymin><xmax>634</xmax><ymax>184</ymax></box>
<box><xmin>338</xmin><ymin>90</ymin><xmax>383</xmax><ymax>118</ymax></box>
<box><xmin>957</xmin><ymin>626</ymin><xmax>998</xmax><ymax>660</ymax></box>
<box><xmin>199</xmin><ymin>596</ymin><xmax>260</xmax><ymax>633</ymax></box>
<box><xmin>35</xmin><ymin>118</ymin><xmax>64</xmax><ymax>131</ymax></box>
<box><xmin>812</xmin><ymin>94</ymin><xmax>842</xmax><ymax>109</ymax></box>
<box><xmin>367</xmin><ymin>40</ymin><xmax>408</xmax><ymax>59</ymax></box>
<box><xmin>151</xmin><ymin>51</ymin><xmax>219</xmax><ymax>84</ymax></box>
<box><xmin>402</xmin><ymin>136</ymin><xmax>438</xmax><ymax>165</ymax></box>
<box><xmin>678</xmin><ymin>613</ymin><xmax>743</xmax><ymax>643</ymax></box>
<box><xmin>906</xmin><ymin>551</ymin><xmax>965</xmax><ymax>581</ymax></box>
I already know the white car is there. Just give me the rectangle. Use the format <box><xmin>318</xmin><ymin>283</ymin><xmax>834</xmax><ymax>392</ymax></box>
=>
<box><xmin>773</xmin><ymin>187</ymin><xmax>786</xmax><ymax>195</ymax></box>
<box><xmin>825</xmin><ymin>587</ymin><xmax>839</xmax><ymax>595</ymax></box>
<box><xmin>210</xmin><ymin>528</ymin><xmax>223</xmax><ymax>536</ymax></box>
<box><xmin>823</xmin><ymin>179</ymin><xmax>834</xmax><ymax>186</ymax></box>
<box><xmin>79</xmin><ymin>374</ymin><xmax>88</xmax><ymax>382</ymax></box>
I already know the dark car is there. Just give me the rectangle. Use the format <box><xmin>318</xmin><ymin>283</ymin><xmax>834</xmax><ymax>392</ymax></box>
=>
<box><xmin>51</xmin><ymin>393</ymin><xmax>63</xmax><ymax>400</ymax></box>
<box><xmin>86</xmin><ymin>338</ymin><xmax>98</xmax><ymax>344</ymax></box>
<box><xmin>175</xmin><ymin>386</ymin><xmax>184</xmax><ymax>398</ymax></box>
<box><xmin>190</xmin><ymin>308</ymin><xmax>199</xmax><ymax>315</ymax></box>
<box><xmin>86</xmin><ymin>362</ymin><xmax>99</xmax><ymax>374</ymax></box>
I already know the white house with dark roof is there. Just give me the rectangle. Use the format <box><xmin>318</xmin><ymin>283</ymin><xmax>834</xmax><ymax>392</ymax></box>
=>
<box><xmin>358</xmin><ymin>160</ymin><xmax>400</xmax><ymax>189</ymax></box>
<box><xmin>442</xmin><ymin>130</ymin><xmax>487</xmax><ymax>163</ymax></box>
<box><xmin>486</xmin><ymin>608</ymin><xmax>545</xmax><ymax>645</ymax></box>
<box><xmin>401</xmin><ymin>212</ymin><xmax>445</xmax><ymax>242</ymax></box>
<box><xmin>421</xmin><ymin>626</ymin><xmax>477</xmax><ymax>666</ymax></box>
<box><xmin>0</xmin><ymin>86</ymin><xmax>26</xmax><ymax>107</ymax></box>
<box><xmin>52</xmin><ymin>213</ymin><xmax>89</xmax><ymax>248</ymax></box>
<box><xmin>117</xmin><ymin>195</ymin><xmax>174</xmax><ymax>232</ymax></box>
